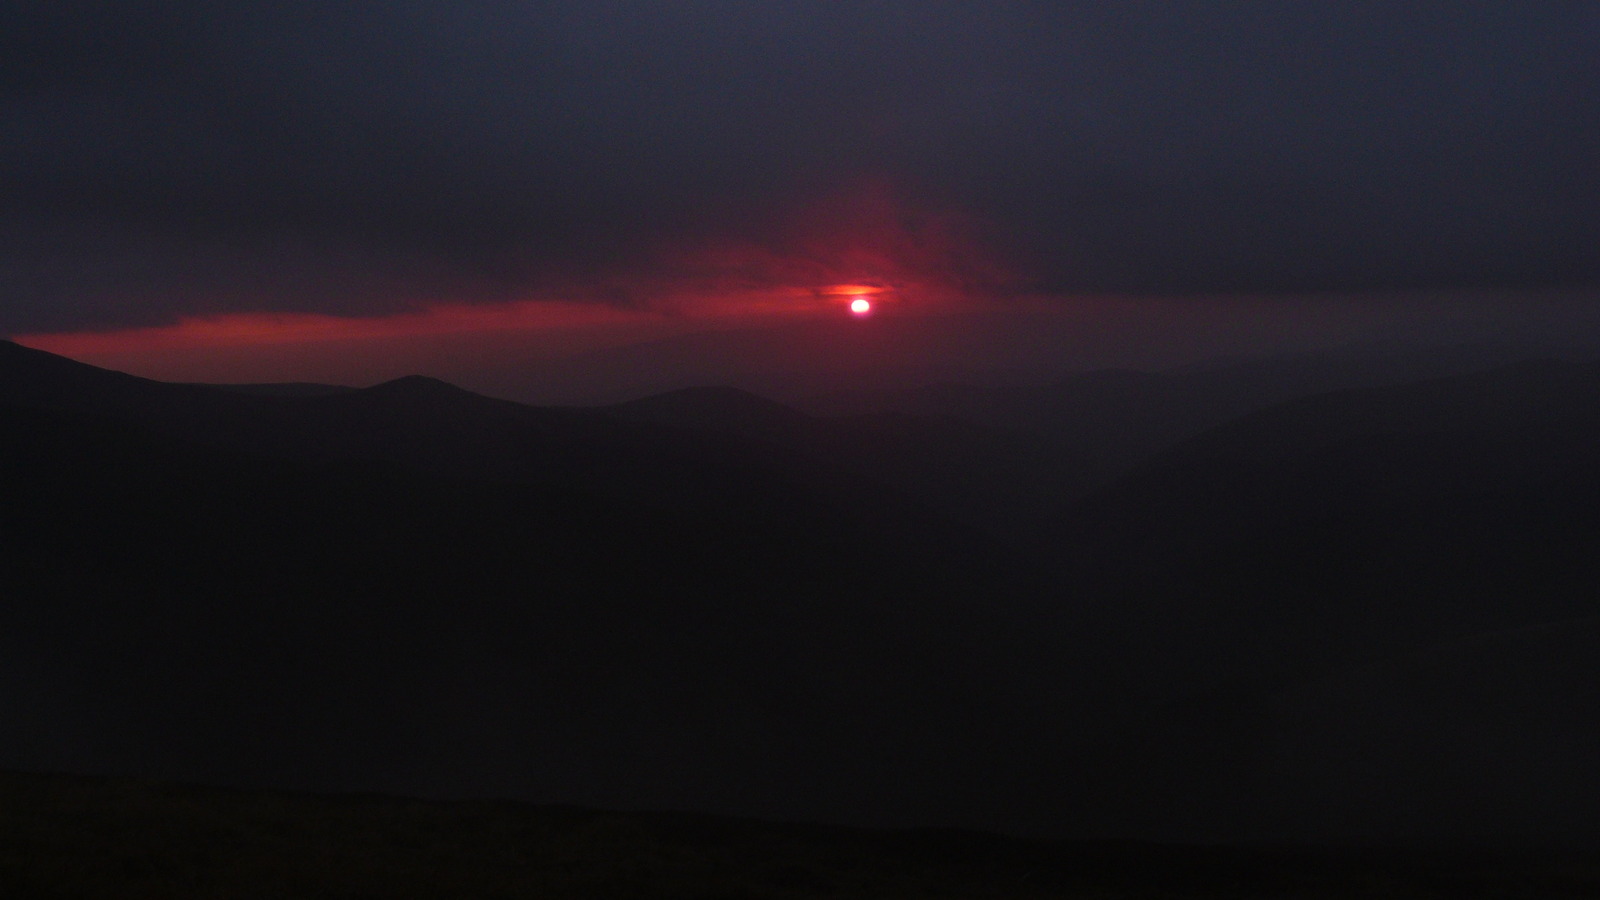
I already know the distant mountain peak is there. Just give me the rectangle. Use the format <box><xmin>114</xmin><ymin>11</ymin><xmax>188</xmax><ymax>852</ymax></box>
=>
<box><xmin>364</xmin><ymin>374</ymin><xmax>471</xmax><ymax>396</ymax></box>
<box><xmin>0</xmin><ymin>339</ymin><xmax>170</xmax><ymax>411</ymax></box>
<box><xmin>1</xmin><ymin>339</ymin><xmax>69</xmax><ymax>365</ymax></box>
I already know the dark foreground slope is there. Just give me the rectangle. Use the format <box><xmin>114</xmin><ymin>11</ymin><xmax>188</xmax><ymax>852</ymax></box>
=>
<box><xmin>4</xmin><ymin>770</ymin><xmax>1597</xmax><ymax>900</ymax></box>
<box><xmin>1048</xmin><ymin>360</ymin><xmax>1600</xmax><ymax>842</ymax></box>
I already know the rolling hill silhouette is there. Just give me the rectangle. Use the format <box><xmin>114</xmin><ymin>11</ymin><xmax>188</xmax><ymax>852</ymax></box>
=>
<box><xmin>1047</xmin><ymin>359</ymin><xmax>1600</xmax><ymax>840</ymax></box>
<box><xmin>0</xmin><ymin>340</ymin><xmax>967</xmax><ymax>540</ymax></box>
<box><xmin>0</xmin><ymin>341</ymin><xmax>1068</xmax><ymax>832</ymax></box>
<box><xmin>7</xmin><ymin>339</ymin><xmax>1600</xmax><ymax>843</ymax></box>
<box><xmin>806</xmin><ymin>340</ymin><xmax>1587</xmax><ymax>495</ymax></box>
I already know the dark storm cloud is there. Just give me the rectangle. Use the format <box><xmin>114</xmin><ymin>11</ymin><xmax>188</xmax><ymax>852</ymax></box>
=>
<box><xmin>4</xmin><ymin>1</ymin><xmax>1600</xmax><ymax>332</ymax></box>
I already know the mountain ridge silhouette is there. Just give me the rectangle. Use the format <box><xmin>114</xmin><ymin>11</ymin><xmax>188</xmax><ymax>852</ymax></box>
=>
<box><xmin>8</xmin><ymin>339</ymin><xmax>1600</xmax><ymax>842</ymax></box>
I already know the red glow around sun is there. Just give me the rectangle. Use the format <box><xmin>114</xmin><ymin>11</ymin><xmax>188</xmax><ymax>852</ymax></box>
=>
<box><xmin>8</xmin><ymin>183</ymin><xmax>1020</xmax><ymax>387</ymax></box>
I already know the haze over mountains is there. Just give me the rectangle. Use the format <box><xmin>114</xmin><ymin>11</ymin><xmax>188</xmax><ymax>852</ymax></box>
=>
<box><xmin>4</xmin><ymin>338</ymin><xmax>1600</xmax><ymax>845</ymax></box>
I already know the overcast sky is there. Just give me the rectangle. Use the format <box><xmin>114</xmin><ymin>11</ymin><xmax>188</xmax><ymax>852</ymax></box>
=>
<box><xmin>5</xmin><ymin>2</ymin><xmax>1600</xmax><ymax>347</ymax></box>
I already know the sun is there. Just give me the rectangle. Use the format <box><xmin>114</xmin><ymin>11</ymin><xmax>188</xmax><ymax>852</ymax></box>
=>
<box><xmin>849</xmin><ymin>297</ymin><xmax>872</xmax><ymax>315</ymax></box>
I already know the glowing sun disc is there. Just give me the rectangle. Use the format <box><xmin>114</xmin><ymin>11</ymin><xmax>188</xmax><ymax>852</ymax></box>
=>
<box><xmin>849</xmin><ymin>298</ymin><xmax>871</xmax><ymax>315</ymax></box>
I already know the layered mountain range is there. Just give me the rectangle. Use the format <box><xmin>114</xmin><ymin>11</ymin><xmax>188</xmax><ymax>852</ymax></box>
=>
<box><xmin>4</xmin><ymin>339</ymin><xmax>1599</xmax><ymax>844</ymax></box>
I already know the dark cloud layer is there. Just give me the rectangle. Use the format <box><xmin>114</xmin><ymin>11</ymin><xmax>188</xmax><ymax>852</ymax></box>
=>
<box><xmin>5</xmin><ymin>2</ymin><xmax>1600</xmax><ymax>332</ymax></box>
